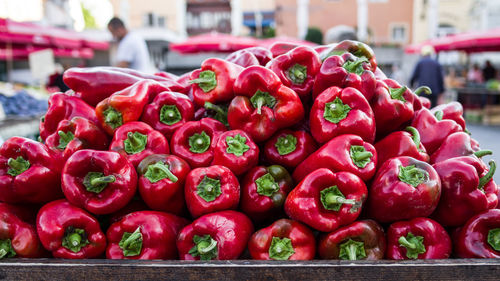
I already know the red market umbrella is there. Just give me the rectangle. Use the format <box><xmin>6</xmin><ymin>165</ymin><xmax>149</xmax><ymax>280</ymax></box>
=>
<box><xmin>0</xmin><ymin>44</ymin><xmax>94</xmax><ymax>60</ymax></box>
<box><xmin>170</xmin><ymin>32</ymin><xmax>259</xmax><ymax>53</ymax></box>
<box><xmin>258</xmin><ymin>36</ymin><xmax>317</xmax><ymax>49</ymax></box>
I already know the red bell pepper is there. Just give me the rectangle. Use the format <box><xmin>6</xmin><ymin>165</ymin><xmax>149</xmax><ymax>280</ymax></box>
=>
<box><xmin>320</xmin><ymin>40</ymin><xmax>377</xmax><ymax>71</ymax></box>
<box><xmin>285</xmin><ymin>168</ymin><xmax>367</xmax><ymax>232</ymax></box>
<box><xmin>109</xmin><ymin>121</ymin><xmax>169</xmax><ymax>167</ymax></box>
<box><xmin>410</xmin><ymin>87</ymin><xmax>432</xmax><ymax>111</ymax></box>
<box><xmin>154</xmin><ymin>71</ymin><xmax>179</xmax><ymax>80</ymax></box>
<box><xmin>106</xmin><ymin>211</ymin><xmax>188</xmax><ymax>259</ymax></box>
<box><xmin>431</xmin><ymin>132</ymin><xmax>490</xmax><ymax>164</ymax></box>
<box><xmin>226</xmin><ymin>47</ymin><xmax>272</xmax><ymax>67</ymax></box>
<box><xmin>310</xmin><ymin>86</ymin><xmax>375</xmax><ymax>144</ymax></box>
<box><xmin>189</xmin><ymin>58</ymin><xmax>244</xmax><ymax>107</ymax></box>
<box><xmin>45</xmin><ymin>117</ymin><xmax>109</xmax><ymax>161</ymax></box>
<box><xmin>177</xmin><ymin>210</ymin><xmax>253</xmax><ymax>260</ymax></box>
<box><xmin>211</xmin><ymin>130</ymin><xmax>259</xmax><ymax>176</ymax></box>
<box><xmin>184</xmin><ymin>165</ymin><xmax>239</xmax><ymax>218</ymax></box>
<box><xmin>194</xmin><ymin>101</ymin><xmax>229</xmax><ymax>127</ymax></box>
<box><xmin>264</xmin><ymin>129</ymin><xmax>318</xmax><ymax>170</ymax></box>
<box><xmin>137</xmin><ymin>154</ymin><xmax>190</xmax><ymax>215</ymax></box>
<box><xmin>228</xmin><ymin>65</ymin><xmax>304</xmax><ymax>142</ymax></box>
<box><xmin>430</xmin><ymin>101</ymin><xmax>466</xmax><ymax>130</ymax></box>
<box><xmin>61</xmin><ymin>149</ymin><xmax>137</xmax><ymax>215</ymax></box>
<box><xmin>374</xmin><ymin>67</ymin><xmax>387</xmax><ymax>79</ymax></box>
<box><xmin>411</xmin><ymin>108</ymin><xmax>463</xmax><ymax>155</ymax></box>
<box><xmin>240</xmin><ymin>165</ymin><xmax>294</xmax><ymax>222</ymax></box>
<box><xmin>95</xmin><ymin>80</ymin><xmax>170</xmax><ymax>135</ymax></box>
<box><xmin>371</xmin><ymin>79</ymin><xmax>415</xmax><ymax>138</ymax></box>
<box><xmin>318</xmin><ymin>220</ymin><xmax>386</xmax><ymax>260</ymax></box>
<box><xmin>248</xmin><ymin>219</ymin><xmax>315</xmax><ymax>260</ymax></box>
<box><xmin>39</xmin><ymin>92</ymin><xmax>99</xmax><ymax>140</ymax></box>
<box><xmin>455</xmin><ymin>209</ymin><xmax>500</xmax><ymax>258</ymax></box>
<box><xmin>0</xmin><ymin>137</ymin><xmax>62</xmax><ymax>204</ymax></box>
<box><xmin>374</xmin><ymin>126</ymin><xmax>429</xmax><ymax>168</ymax></box>
<box><xmin>386</xmin><ymin>217</ymin><xmax>451</xmax><ymax>260</ymax></box>
<box><xmin>268</xmin><ymin>46</ymin><xmax>321</xmax><ymax>99</ymax></box>
<box><xmin>109</xmin><ymin>200</ymin><xmax>149</xmax><ymax>225</ymax></box>
<box><xmin>367</xmin><ymin>156</ymin><xmax>441</xmax><ymax>223</ymax></box>
<box><xmin>141</xmin><ymin>91</ymin><xmax>195</xmax><ymax>139</ymax></box>
<box><xmin>270</xmin><ymin>42</ymin><xmax>302</xmax><ymax>58</ymax></box>
<box><xmin>293</xmin><ymin>134</ymin><xmax>377</xmax><ymax>183</ymax></box>
<box><xmin>170</xmin><ymin>118</ymin><xmax>226</xmax><ymax>168</ymax></box>
<box><xmin>312</xmin><ymin>53</ymin><xmax>376</xmax><ymax>102</ymax></box>
<box><xmin>36</xmin><ymin>199</ymin><xmax>106</xmax><ymax>259</ymax></box>
<box><xmin>0</xmin><ymin>203</ymin><xmax>46</xmax><ymax>258</ymax></box>
<box><xmin>432</xmin><ymin>157</ymin><xmax>498</xmax><ymax>227</ymax></box>
<box><xmin>176</xmin><ymin>71</ymin><xmax>193</xmax><ymax>90</ymax></box>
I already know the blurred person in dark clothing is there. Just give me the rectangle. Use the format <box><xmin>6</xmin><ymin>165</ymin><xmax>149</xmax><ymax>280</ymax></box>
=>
<box><xmin>482</xmin><ymin>60</ymin><xmax>497</xmax><ymax>82</ymax></box>
<box><xmin>410</xmin><ymin>45</ymin><xmax>444</xmax><ymax>108</ymax></box>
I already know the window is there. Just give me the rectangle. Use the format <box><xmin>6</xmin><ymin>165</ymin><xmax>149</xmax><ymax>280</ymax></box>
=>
<box><xmin>158</xmin><ymin>16</ymin><xmax>166</xmax><ymax>27</ymax></box>
<box><xmin>390</xmin><ymin>24</ymin><xmax>407</xmax><ymax>43</ymax></box>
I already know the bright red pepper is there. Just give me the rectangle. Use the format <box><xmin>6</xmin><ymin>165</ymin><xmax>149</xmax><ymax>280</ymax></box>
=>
<box><xmin>312</xmin><ymin>53</ymin><xmax>376</xmax><ymax>102</ymax></box>
<box><xmin>248</xmin><ymin>219</ymin><xmax>315</xmax><ymax>260</ymax></box>
<box><xmin>226</xmin><ymin>47</ymin><xmax>272</xmax><ymax>67</ymax></box>
<box><xmin>137</xmin><ymin>154</ymin><xmax>190</xmax><ymax>215</ymax></box>
<box><xmin>109</xmin><ymin>121</ymin><xmax>169</xmax><ymax>167</ymax></box>
<box><xmin>430</xmin><ymin>101</ymin><xmax>466</xmax><ymax>130</ymax></box>
<box><xmin>374</xmin><ymin>127</ymin><xmax>429</xmax><ymax>168</ymax></box>
<box><xmin>455</xmin><ymin>209</ymin><xmax>500</xmax><ymax>258</ymax></box>
<box><xmin>0</xmin><ymin>203</ymin><xmax>46</xmax><ymax>258</ymax></box>
<box><xmin>410</xmin><ymin>87</ymin><xmax>432</xmax><ymax>111</ymax></box>
<box><xmin>0</xmin><ymin>137</ymin><xmax>62</xmax><ymax>204</ymax></box>
<box><xmin>430</xmin><ymin>132</ymin><xmax>491</xmax><ymax>164</ymax></box>
<box><xmin>106</xmin><ymin>211</ymin><xmax>188</xmax><ymax>260</ymax></box>
<box><xmin>39</xmin><ymin>92</ymin><xmax>99</xmax><ymax>140</ymax></box>
<box><xmin>61</xmin><ymin>149</ymin><xmax>137</xmax><ymax>215</ymax></box>
<box><xmin>170</xmin><ymin>118</ymin><xmax>226</xmax><ymax>168</ymax></box>
<box><xmin>45</xmin><ymin>117</ymin><xmax>109</xmax><ymax>161</ymax></box>
<box><xmin>318</xmin><ymin>220</ymin><xmax>386</xmax><ymax>260</ymax></box>
<box><xmin>269</xmin><ymin>42</ymin><xmax>302</xmax><ymax>58</ymax></box>
<box><xmin>411</xmin><ymin>108</ymin><xmax>463</xmax><ymax>155</ymax></box>
<box><xmin>285</xmin><ymin>168</ymin><xmax>367</xmax><ymax>232</ymax></box>
<box><xmin>141</xmin><ymin>91</ymin><xmax>195</xmax><ymax>139</ymax></box>
<box><xmin>154</xmin><ymin>71</ymin><xmax>179</xmax><ymax>80</ymax></box>
<box><xmin>184</xmin><ymin>165</ymin><xmax>239</xmax><ymax>218</ymax></box>
<box><xmin>37</xmin><ymin>199</ymin><xmax>106</xmax><ymax>259</ymax></box>
<box><xmin>177</xmin><ymin>210</ymin><xmax>253</xmax><ymax>260</ymax></box>
<box><xmin>264</xmin><ymin>129</ymin><xmax>318</xmax><ymax>170</ymax></box>
<box><xmin>189</xmin><ymin>58</ymin><xmax>244</xmax><ymax>107</ymax></box>
<box><xmin>319</xmin><ymin>40</ymin><xmax>377</xmax><ymax>71</ymax></box>
<box><xmin>211</xmin><ymin>130</ymin><xmax>259</xmax><ymax>176</ymax></box>
<box><xmin>268</xmin><ymin>46</ymin><xmax>321</xmax><ymax>99</ymax></box>
<box><xmin>176</xmin><ymin>71</ymin><xmax>193</xmax><ymax>90</ymax></box>
<box><xmin>310</xmin><ymin>87</ymin><xmax>375</xmax><ymax>144</ymax></box>
<box><xmin>386</xmin><ymin>217</ymin><xmax>451</xmax><ymax>260</ymax></box>
<box><xmin>228</xmin><ymin>65</ymin><xmax>304</xmax><ymax>142</ymax></box>
<box><xmin>240</xmin><ymin>165</ymin><xmax>294</xmax><ymax>223</ymax></box>
<box><xmin>432</xmin><ymin>157</ymin><xmax>498</xmax><ymax>227</ymax></box>
<box><xmin>293</xmin><ymin>134</ymin><xmax>377</xmax><ymax>183</ymax></box>
<box><xmin>367</xmin><ymin>156</ymin><xmax>441</xmax><ymax>223</ymax></box>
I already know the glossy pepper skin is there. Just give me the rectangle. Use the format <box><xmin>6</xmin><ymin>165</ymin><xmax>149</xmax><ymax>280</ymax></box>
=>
<box><xmin>106</xmin><ymin>211</ymin><xmax>188</xmax><ymax>260</ymax></box>
<box><xmin>226</xmin><ymin>47</ymin><xmax>272</xmax><ymax>67</ymax></box>
<box><xmin>411</xmin><ymin>108</ymin><xmax>463</xmax><ymax>155</ymax></box>
<box><xmin>318</xmin><ymin>220</ymin><xmax>386</xmax><ymax>260</ymax></box>
<box><xmin>95</xmin><ymin>80</ymin><xmax>170</xmax><ymax>135</ymax></box>
<box><xmin>137</xmin><ymin>154</ymin><xmax>190</xmax><ymax>215</ymax></box>
<box><xmin>386</xmin><ymin>217</ymin><xmax>451</xmax><ymax>260</ymax></box>
<box><xmin>0</xmin><ymin>137</ymin><xmax>62</xmax><ymax>204</ymax></box>
<box><xmin>0</xmin><ymin>203</ymin><xmax>46</xmax><ymax>258</ymax></box>
<box><xmin>310</xmin><ymin>87</ymin><xmax>375</xmax><ymax>144</ymax></box>
<box><xmin>268</xmin><ymin>46</ymin><xmax>321</xmax><ymax>99</ymax></box>
<box><xmin>312</xmin><ymin>53</ymin><xmax>376</xmax><ymax>102</ymax></box>
<box><xmin>170</xmin><ymin>118</ymin><xmax>226</xmax><ymax>168</ymax></box>
<box><xmin>285</xmin><ymin>168</ymin><xmax>367</xmax><ymax>232</ymax></box>
<box><xmin>371</xmin><ymin>79</ymin><xmax>415</xmax><ymax>138</ymax></box>
<box><xmin>269</xmin><ymin>42</ymin><xmax>302</xmax><ymax>58</ymax></box>
<box><xmin>45</xmin><ymin>117</ymin><xmax>109</xmax><ymax>161</ymax></box>
<box><xmin>228</xmin><ymin>65</ymin><xmax>304</xmax><ymax>142</ymax></box>
<box><xmin>39</xmin><ymin>92</ymin><xmax>99</xmax><ymax>141</ymax></box>
<box><xmin>141</xmin><ymin>91</ymin><xmax>194</xmax><ymax>139</ymax></box>
<box><xmin>109</xmin><ymin>121</ymin><xmax>169</xmax><ymax>167</ymax></box>
<box><xmin>455</xmin><ymin>209</ymin><xmax>500</xmax><ymax>258</ymax></box>
<box><xmin>211</xmin><ymin>130</ymin><xmax>259</xmax><ymax>176</ymax></box>
<box><xmin>430</xmin><ymin>101</ymin><xmax>466</xmax><ymax>130</ymax></box>
<box><xmin>189</xmin><ymin>58</ymin><xmax>244</xmax><ymax>107</ymax></box>
<box><xmin>61</xmin><ymin>149</ymin><xmax>137</xmax><ymax>215</ymax></box>
<box><xmin>293</xmin><ymin>134</ymin><xmax>377</xmax><ymax>183</ymax></box>
<box><xmin>374</xmin><ymin>127</ymin><xmax>429</xmax><ymax>168</ymax></box>
<box><xmin>432</xmin><ymin>157</ymin><xmax>498</xmax><ymax>227</ymax></box>
<box><xmin>430</xmin><ymin>132</ymin><xmax>488</xmax><ymax>164</ymax></box>
<box><xmin>185</xmin><ymin>165</ymin><xmax>240</xmax><ymax>218</ymax></box>
<box><xmin>367</xmin><ymin>156</ymin><xmax>441</xmax><ymax>223</ymax></box>
<box><xmin>240</xmin><ymin>165</ymin><xmax>294</xmax><ymax>223</ymax></box>
<box><xmin>320</xmin><ymin>40</ymin><xmax>377</xmax><ymax>71</ymax></box>
<box><xmin>264</xmin><ymin>130</ymin><xmax>318</xmax><ymax>170</ymax></box>
<box><xmin>248</xmin><ymin>219</ymin><xmax>315</xmax><ymax>260</ymax></box>
<box><xmin>37</xmin><ymin>200</ymin><xmax>106</xmax><ymax>259</ymax></box>
<box><xmin>177</xmin><ymin>210</ymin><xmax>253</xmax><ymax>260</ymax></box>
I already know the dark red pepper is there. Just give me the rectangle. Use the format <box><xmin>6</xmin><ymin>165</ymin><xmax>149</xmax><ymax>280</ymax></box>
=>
<box><xmin>226</xmin><ymin>47</ymin><xmax>272</xmax><ymax>67</ymax></box>
<box><xmin>264</xmin><ymin>129</ymin><xmax>318</xmax><ymax>170</ymax></box>
<box><xmin>430</xmin><ymin>101</ymin><xmax>466</xmax><ymax>130</ymax></box>
<box><xmin>455</xmin><ymin>209</ymin><xmax>500</xmax><ymax>258</ymax></box>
<box><xmin>430</xmin><ymin>132</ymin><xmax>490</xmax><ymax>164</ymax></box>
<box><xmin>211</xmin><ymin>130</ymin><xmax>259</xmax><ymax>176</ymax></box>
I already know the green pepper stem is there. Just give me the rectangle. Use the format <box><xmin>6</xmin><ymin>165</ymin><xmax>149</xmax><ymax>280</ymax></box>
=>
<box><xmin>414</xmin><ymin>86</ymin><xmax>432</xmax><ymax>95</ymax></box>
<box><xmin>398</xmin><ymin>236</ymin><xmax>416</xmax><ymax>249</ymax></box>
<box><xmin>0</xmin><ymin>249</ymin><xmax>7</xmax><ymax>259</ymax></box>
<box><xmin>153</xmin><ymin>163</ymin><xmax>178</xmax><ymax>182</ymax></box>
<box><xmin>351</xmin><ymin>151</ymin><xmax>372</xmax><ymax>163</ymax></box>
<box><xmin>348</xmin><ymin>243</ymin><xmax>358</xmax><ymax>261</ymax></box>
<box><xmin>479</xmin><ymin>160</ymin><xmax>496</xmax><ymax>190</ymax></box>
<box><xmin>434</xmin><ymin>110</ymin><xmax>443</xmax><ymax>121</ymax></box>
<box><xmin>67</xmin><ymin>232</ymin><xmax>82</xmax><ymax>247</ymax></box>
<box><xmin>474</xmin><ymin>150</ymin><xmax>493</xmax><ymax>158</ymax></box>
<box><xmin>325</xmin><ymin>193</ymin><xmax>356</xmax><ymax>206</ymax></box>
<box><xmin>90</xmin><ymin>175</ymin><xmax>116</xmax><ymax>187</ymax></box>
<box><xmin>405</xmin><ymin>126</ymin><xmax>421</xmax><ymax>148</ymax></box>
<box><xmin>7</xmin><ymin>157</ymin><xmax>29</xmax><ymax>173</ymax></box>
<box><xmin>198</xmin><ymin>238</ymin><xmax>217</xmax><ymax>254</ymax></box>
<box><xmin>204</xmin><ymin>102</ymin><xmax>226</xmax><ymax>116</ymax></box>
<box><xmin>254</xmin><ymin>96</ymin><xmax>264</xmax><ymax>114</ymax></box>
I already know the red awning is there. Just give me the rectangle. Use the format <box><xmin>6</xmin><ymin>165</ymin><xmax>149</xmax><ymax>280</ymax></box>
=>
<box><xmin>258</xmin><ymin>36</ymin><xmax>317</xmax><ymax>49</ymax></box>
<box><xmin>0</xmin><ymin>44</ymin><xmax>94</xmax><ymax>60</ymax></box>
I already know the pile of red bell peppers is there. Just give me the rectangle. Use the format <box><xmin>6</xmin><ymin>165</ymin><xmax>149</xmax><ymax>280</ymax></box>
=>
<box><xmin>0</xmin><ymin>40</ymin><xmax>498</xmax><ymax>261</ymax></box>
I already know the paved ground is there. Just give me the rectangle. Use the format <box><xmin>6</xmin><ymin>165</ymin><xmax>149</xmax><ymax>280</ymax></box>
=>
<box><xmin>468</xmin><ymin>124</ymin><xmax>500</xmax><ymax>183</ymax></box>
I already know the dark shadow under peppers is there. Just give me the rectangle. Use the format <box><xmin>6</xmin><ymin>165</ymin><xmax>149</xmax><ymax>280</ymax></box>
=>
<box><xmin>455</xmin><ymin>209</ymin><xmax>500</xmax><ymax>258</ymax></box>
<box><xmin>211</xmin><ymin>130</ymin><xmax>259</xmax><ymax>176</ymax></box>
<box><xmin>264</xmin><ymin>129</ymin><xmax>318</xmax><ymax>170</ymax></box>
